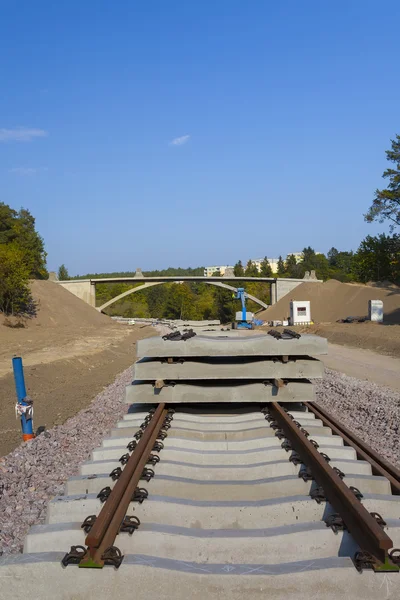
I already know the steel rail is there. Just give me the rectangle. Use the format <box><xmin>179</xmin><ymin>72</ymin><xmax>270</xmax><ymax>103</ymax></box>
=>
<box><xmin>80</xmin><ymin>403</ymin><xmax>168</xmax><ymax>568</ymax></box>
<box><xmin>268</xmin><ymin>401</ymin><xmax>395</xmax><ymax>568</ymax></box>
<box><xmin>304</xmin><ymin>402</ymin><xmax>400</xmax><ymax>496</ymax></box>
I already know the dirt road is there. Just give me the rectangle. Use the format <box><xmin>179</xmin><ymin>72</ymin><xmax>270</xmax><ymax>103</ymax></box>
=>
<box><xmin>322</xmin><ymin>342</ymin><xmax>400</xmax><ymax>392</ymax></box>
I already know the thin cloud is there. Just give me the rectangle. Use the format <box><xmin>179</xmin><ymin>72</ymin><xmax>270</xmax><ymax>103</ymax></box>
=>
<box><xmin>9</xmin><ymin>167</ymin><xmax>47</xmax><ymax>176</ymax></box>
<box><xmin>0</xmin><ymin>127</ymin><xmax>48</xmax><ymax>142</ymax></box>
<box><xmin>170</xmin><ymin>134</ymin><xmax>190</xmax><ymax>146</ymax></box>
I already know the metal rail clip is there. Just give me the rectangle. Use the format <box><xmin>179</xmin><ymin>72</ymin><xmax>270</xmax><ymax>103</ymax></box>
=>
<box><xmin>61</xmin><ymin>545</ymin><xmax>87</xmax><ymax>567</ymax></box>
<box><xmin>131</xmin><ymin>487</ymin><xmax>148</xmax><ymax>503</ymax></box>
<box><xmin>109</xmin><ymin>467</ymin><xmax>122</xmax><ymax>481</ymax></box>
<box><xmin>119</xmin><ymin>453</ymin><xmax>130</xmax><ymax>465</ymax></box>
<box><xmin>81</xmin><ymin>515</ymin><xmax>97</xmax><ymax>533</ymax></box>
<box><xmin>101</xmin><ymin>546</ymin><xmax>124</xmax><ymax>568</ymax></box>
<box><xmin>310</xmin><ymin>485</ymin><xmax>326</xmax><ymax>503</ymax></box>
<box><xmin>97</xmin><ymin>487</ymin><xmax>111</xmax><ymax>503</ymax></box>
<box><xmin>147</xmin><ymin>454</ymin><xmax>160</xmax><ymax>465</ymax></box>
<box><xmin>141</xmin><ymin>468</ymin><xmax>155</xmax><ymax>482</ymax></box>
<box><xmin>127</xmin><ymin>440</ymin><xmax>137</xmax><ymax>451</ymax></box>
<box><xmin>349</xmin><ymin>486</ymin><xmax>363</xmax><ymax>500</ymax></box>
<box><xmin>325</xmin><ymin>514</ymin><xmax>346</xmax><ymax>534</ymax></box>
<box><xmin>120</xmin><ymin>515</ymin><xmax>141</xmax><ymax>534</ymax></box>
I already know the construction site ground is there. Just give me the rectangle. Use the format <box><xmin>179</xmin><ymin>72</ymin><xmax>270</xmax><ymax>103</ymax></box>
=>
<box><xmin>1</xmin><ymin>279</ymin><xmax>399</xmax><ymax>457</ymax></box>
<box><xmin>0</xmin><ymin>281</ymin><xmax>157</xmax><ymax>456</ymax></box>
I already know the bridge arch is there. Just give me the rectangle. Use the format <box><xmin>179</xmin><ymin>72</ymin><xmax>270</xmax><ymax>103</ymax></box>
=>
<box><xmin>97</xmin><ymin>281</ymin><xmax>269</xmax><ymax>312</ymax></box>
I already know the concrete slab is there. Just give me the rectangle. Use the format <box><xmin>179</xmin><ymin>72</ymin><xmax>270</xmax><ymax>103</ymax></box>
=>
<box><xmin>125</xmin><ymin>381</ymin><xmax>316</xmax><ymax>404</ymax></box>
<box><xmin>21</xmin><ymin>522</ymin><xmax>349</xmax><ymax>560</ymax></box>
<box><xmin>1</xmin><ymin>553</ymin><xmax>399</xmax><ymax>600</ymax></box>
<box><xmin>65</xmin><ymin>472</ymin><xmax>390</xmax><ymax>497</ymax></box>
<box><xmin>108</xmin><ymin>425</ymin><xmax>331</xmax><ymax>442</ymax></box>
<box><xmin>122</xmin><ymin>409</ymin><xmax>316</xmax><ymax>423</ymax></box>
<box><xmin>115</xmin><ymin>417</ymin><xmax>324</xmax><ymax>431</ymax></box>
<box><xmin>45</xmin><ymin>492</ymin><xmax>400</xmax><ymax>525</ymax></box>
<box><xmin>134</xmin><ymin>357</ymin><xmax>324</xmax><ymax>380</ymax></box>
<box><xmin>80</xmin><ymin>458</ymin><xmax>372</xmax><ymax>479</ymax></box>
<box><xmin>100</xmin><ymin>433</ymin><xmax>342</xmax><ymax>450</ymax></box>
<box><xmin>136</xmin><ymin>334</ymin><xmax>328</xmax><ymax>357</ymax></box>
<box><xmin>23</xmin><ymin>520</ymin><xmax>400</xmax><ymax>564</ymax></box>
<box><xmin>92</xmin><ymin>440</ymin><xmax>353</xmax><ymax>463</ymax></box>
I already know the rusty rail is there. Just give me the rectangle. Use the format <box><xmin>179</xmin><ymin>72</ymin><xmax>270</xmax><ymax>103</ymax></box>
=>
<box><xmin>268</xmin><ymin>402</ymin><xmax>395</xmax><ymax>569</ymax></box>
<box><xmin>77</xmin><ymin>403</ymin><xmax>168</xmax><ymax>568</ymax></box>
<box><xmin>304</xmin><ymin>402</ymin><xmax>400</xmax><ymax>496</ymax></box>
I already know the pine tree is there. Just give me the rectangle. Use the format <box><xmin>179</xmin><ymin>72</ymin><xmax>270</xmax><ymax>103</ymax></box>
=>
<box><xmin>233</xmin><ymin>260</ymin><xmax>244</xmax><ymax>277</ymax></box>
<box><xmin>58</xmin><ymin>264</ymin><xmax>69</xmax><ymax>280</ymax></box>
<box><xmin>260</xmin><ymin>256</ymin><xmax>273</xmax><ymax>277</ymax></box>
<box><xmin>244</xmin><ymin>260</ymin><xmax>259</xmax><ymax>277</ymax></box>
<box><xmin>277</xmin><ymin>255</ymin><xmax>285</xmax><ymax>276</ymax></box>
<box><xmin>365</xmin><ymin>134</ymin><xmax>400</xmax><ymax>231</ymax></box>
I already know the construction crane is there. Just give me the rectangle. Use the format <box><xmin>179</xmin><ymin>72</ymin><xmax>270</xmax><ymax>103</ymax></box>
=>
<box><xmin>232</xmin><ymin>287</ymin><xmax>255</xmax><ymax>329</ymax></box>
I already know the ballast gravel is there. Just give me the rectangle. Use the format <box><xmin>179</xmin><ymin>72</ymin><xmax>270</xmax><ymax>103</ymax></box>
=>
<box><xmin>0</xmin><ymin>364</ymin><xmax>399</xmax><ymax>555</ymax></box>
<box><xmin>315</xmin><ymin>368</ymin><xmax>399</xmax><ymax>468</ymax></box>
<box><xmin>0</xmin><ymin>366</ymin><xmax>133</xmax><ymax>555</ymax></box>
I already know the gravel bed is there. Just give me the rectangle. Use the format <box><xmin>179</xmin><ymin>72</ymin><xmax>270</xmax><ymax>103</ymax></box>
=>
<box><xmin>0</xmin><ymin>366</ymin><xmax>133</xmax><ymax>555</ymax></box>
<box><xmin>0</xmin><ymin>363</ymin><xmax>399</xmax><ymax>556</ymax></box>
<box><xmin>315</xmin><ymin>368</ymin><xmax>400</xmax><ymax>468</ymax></box>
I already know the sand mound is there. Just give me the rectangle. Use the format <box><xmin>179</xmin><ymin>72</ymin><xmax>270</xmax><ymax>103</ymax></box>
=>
<box><xmin>0</xmin><ymin>280</ymin><xmax>111</xmax><ymax>330</ymax></box>
<box><xmin>28</xmin><ymin>280</ymin><xmax>111</xmax><ymax>328</ymax></box>
<box><xmin>259</xmin><ymin>279</ymin><xmax>400</xmax><ymax>324</ymax></box>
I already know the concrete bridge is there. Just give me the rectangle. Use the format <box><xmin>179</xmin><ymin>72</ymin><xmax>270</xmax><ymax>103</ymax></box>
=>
<box><xmin>52</xmin><ymin>269</ymin><xmax>321</xmax><ymax>313</ymax></box>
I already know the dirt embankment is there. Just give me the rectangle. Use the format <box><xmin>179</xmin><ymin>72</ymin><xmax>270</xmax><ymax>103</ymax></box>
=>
<box><xmin>257</xmin><ymin>279</ymin><xmax>400</xmax><ymax>357</ymax></box>
<box><xmin>0</xmin><ymin>280</ymin><xmax>156</xmax><ymax>456</ymax></box>
<box><xmin>259</xmin><ymin>279</ymin><xmax>400</xmax><ymax>324</ymax></box>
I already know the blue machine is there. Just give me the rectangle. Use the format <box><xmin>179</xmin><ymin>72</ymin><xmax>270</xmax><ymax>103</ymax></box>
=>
<box><xmin>232</xmin><ymin>287</ymin><xmax>254</xmax><ymax>330</ymax></box>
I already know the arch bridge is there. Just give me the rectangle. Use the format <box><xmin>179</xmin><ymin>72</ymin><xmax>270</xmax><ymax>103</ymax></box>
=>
<box><xmin>53</xmin><ymin>270</ymin><xmax>321</xmax><ymax>312</ymax></box>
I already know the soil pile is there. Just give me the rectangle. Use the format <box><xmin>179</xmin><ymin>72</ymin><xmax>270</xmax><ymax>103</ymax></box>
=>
<box><xmin>30</xmin><ymin>280</ymin><xmax>110</xmax><ymax>328</ymax></box>
<box><xmin>259</xmin><ymin>279</ymin><xmax>400</xmax><ymax>323</ymax></box>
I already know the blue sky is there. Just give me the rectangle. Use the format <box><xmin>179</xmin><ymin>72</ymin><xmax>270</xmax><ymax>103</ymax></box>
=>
<box><xmin>1</xmin><ymin>1</ymin><xmax>399</xmax><ymax>275</ymax></box>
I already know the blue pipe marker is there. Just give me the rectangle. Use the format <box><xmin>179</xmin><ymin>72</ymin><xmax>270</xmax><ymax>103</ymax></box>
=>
<box><xmin>12</xmin><ymin>356</ymin><xmax>34</xmax><ymax>441</ymax></box>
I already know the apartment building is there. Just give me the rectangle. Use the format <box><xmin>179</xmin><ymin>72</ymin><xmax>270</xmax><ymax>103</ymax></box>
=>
<box><xmin>203</xmin><ymin>265</ymin><xmax>234</xmax><ymax>277</ymax></box>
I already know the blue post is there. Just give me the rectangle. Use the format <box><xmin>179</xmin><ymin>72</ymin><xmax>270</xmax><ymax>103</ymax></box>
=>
<box><xmin>12</xmin><ymin>357</ymin><xmax>34</xmax><ymax>441</ymax></box>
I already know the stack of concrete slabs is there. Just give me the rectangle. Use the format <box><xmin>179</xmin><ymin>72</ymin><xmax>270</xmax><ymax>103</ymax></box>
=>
<box><xmin>125</xmin><ymin>333</ymin><xmax>327</xmax><ymax>405</ymax></box>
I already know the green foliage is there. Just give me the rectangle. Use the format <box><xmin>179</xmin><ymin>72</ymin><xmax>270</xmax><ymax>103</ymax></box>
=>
<box><xmin>285</xmin><ymin>254</ymin><xmax>301</xmax><ymax>278</ymax></box>
<box><xmin>0</xmin><ymin>202</ymin><xmax>47</xmax><ymax>279</ymax></box>
<box><xmin>260</xmin><ymin>256</ymin><xmax>273</xmax><ymax>277</ymax></box>
<box><xmin>233</xmin><ymin>260</ymin><xmax>244</xmax><ymax>276</ymax></box>
<box><xmin>0</xmin><ymin>202</ymin><xmax>46</xmax><ymax>316</ymax></box>
<box><xmin>365</xmin><ymin>134</ymin><xmax>400</xmax><ymax>231</ymax></box>
<box><xmin>277</xmin><ymin>255</ymin><xmax>285</xmax><ymax>276</ymax></box>
<box><xmin>244</xmin><ymin>260</ymin><xmax>259</xmax><ymax>277</ymax></box>
<box><xmin>0</xmin><ymin>244</ymin><xmax>33</xmax><ymax>315</ymax></box>
<box><xmin>58</xmin><ymin>264</ymin><xmax>69</xmax><ymax>280</ymax></box>
<box><xmin>352</xmin><ymin>234</ymin><xmax>400</xmax><ymax>284</ymax></box>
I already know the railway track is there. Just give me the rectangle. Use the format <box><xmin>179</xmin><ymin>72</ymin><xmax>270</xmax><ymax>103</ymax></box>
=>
<box><xmin>1</xmin><ymin>330</ymin><xmax>399</xmax><ymax>599</ymax></box>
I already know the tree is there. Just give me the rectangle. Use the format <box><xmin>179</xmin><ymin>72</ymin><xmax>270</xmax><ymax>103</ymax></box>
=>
<box><xmin>0</xmin><ymin>202</ymin><xmax>47</xmax><ymax>278</ymax></box>
<box><xmin>277</xmin><ymin>255</ymin><xmax>285</xmax><ymax>276</ymax></box>
<box><xmin>260</xmin><ymin>256</ymin><xmax>273</xmax><ymax>277</ymax></box>
<box><xmin>285</xmin><ymin>254</ymin><xmax>301</xmax><ymax>277</ymax></box>
<box><xmin>0</xmin><ymin>244</ymin><xmax>33</xmax><ymax>315</ymax></box>
<box><xmin>365</xmin><ymin>134</ymin><xmax>400</xmax><ymax>231</ymax></box>
<box><xmin>213</xmin><ymin>287</ymin><xmax>234</xmax><ymax>322</ymax></box>
<box><xmin>353</xmin><ymin>234</ymin><xmax>400</xmax><ymax>283</ymax></box>
<box><xmin>58</xmin><ymin>264</ymin><xmax>69</xmax><ymax>280</ymax></box>
<box><xmin>244</xmin><ymin>260</ymin><xmax>259</xmax><ymax>278</ymax></box>
<box><xmin>327</xmin><ymin>247</ymin><xmax>339</xmax><ymax>267</ymax></box>
<box><xmin>233</xmin><ymin>260</ymin><xmax>244</xmax><ymax>277</ymax></box>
